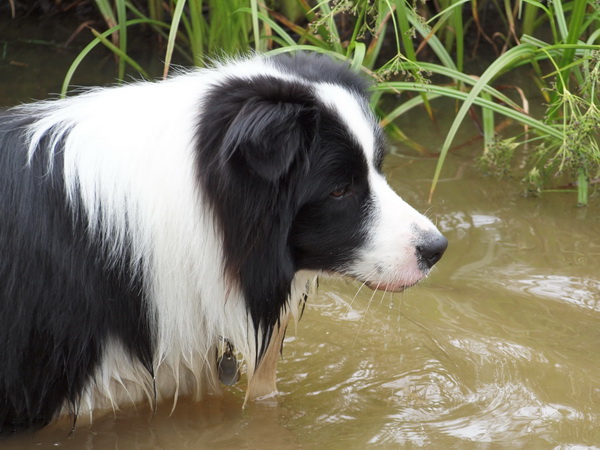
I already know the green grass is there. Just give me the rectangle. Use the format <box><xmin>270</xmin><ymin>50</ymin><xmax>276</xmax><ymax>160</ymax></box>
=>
<box><xmin>67</xmin><ymin>0</ymin><xmax>600</xmax><ymax>205</ymax></box>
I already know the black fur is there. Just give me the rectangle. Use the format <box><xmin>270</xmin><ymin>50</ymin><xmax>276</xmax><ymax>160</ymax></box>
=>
<box><xmin>0</xmin><ymin>116</ymin><xmax>153</xmax><ymax>432</ymax></box>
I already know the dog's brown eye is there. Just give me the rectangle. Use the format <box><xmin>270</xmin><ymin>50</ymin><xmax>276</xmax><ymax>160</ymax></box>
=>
<box><xmin>330</xmin><ymin>186</ymin><xmax>350</xmax><ymax>198</ymax></box>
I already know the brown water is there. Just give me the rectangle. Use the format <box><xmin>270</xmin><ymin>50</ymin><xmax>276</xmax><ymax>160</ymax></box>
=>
<box><xmin>2</xmin><ymin>16</ymin><xmax>600</xmax><ymax>450</ymax></box>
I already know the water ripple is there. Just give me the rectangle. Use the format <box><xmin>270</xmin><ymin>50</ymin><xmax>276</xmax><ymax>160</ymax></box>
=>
<box><xmin>372</xmin><ymin>370</ymin><xmax>592</xmax><ymax>446</ymax></box>
<box><xmin>512</xmin><ymin>275</ymin><xmax>600</xmax><ymax>312</ymax></box>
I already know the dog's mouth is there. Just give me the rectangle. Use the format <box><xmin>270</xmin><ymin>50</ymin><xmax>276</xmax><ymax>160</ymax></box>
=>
<box><xmin>334</xmin><ymin>270</ymin><xmax>423</xmax><ymax>293</ymax></box>
<box><xmin>364</xmin><ymin>280</ymin><xmax>419</xmax><ymax>293</ymax></box>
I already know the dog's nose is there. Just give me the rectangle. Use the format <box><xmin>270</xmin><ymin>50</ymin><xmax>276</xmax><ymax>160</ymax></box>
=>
<box><xmin>417</xmin><ymin>233</ymin><xmax>448</xmax><ymax>269</ymax></box>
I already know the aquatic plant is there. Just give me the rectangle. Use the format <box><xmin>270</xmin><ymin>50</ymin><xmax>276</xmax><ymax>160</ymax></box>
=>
<box><xmin>65</xmin><ymin>0</ymin><xmax>600</xmax><ymax>204</ymax></box>
<box><xmin>463</xmin><ymin>1</ymin><xmax>600</xmax><ymax>205</ymax></box>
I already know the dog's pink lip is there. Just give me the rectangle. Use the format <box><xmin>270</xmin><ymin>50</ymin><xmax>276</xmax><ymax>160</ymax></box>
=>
<box><xmin>364</xmin><ymin>280</ymin><xmax>416</xmax><ymax>292</ymax></box>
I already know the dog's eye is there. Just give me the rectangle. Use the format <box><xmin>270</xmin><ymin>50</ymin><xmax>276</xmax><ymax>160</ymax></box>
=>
<box><xmin>330</xmin><ymin>186</ymin><xmax>351</xmax><ymax>198</ymax></box>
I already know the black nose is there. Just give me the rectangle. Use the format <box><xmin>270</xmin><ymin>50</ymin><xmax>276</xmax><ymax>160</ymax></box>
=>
<box><xmin>416</xmin><ymin>233</ymin><xmax>448</xmax><ymax>270</ymax></box>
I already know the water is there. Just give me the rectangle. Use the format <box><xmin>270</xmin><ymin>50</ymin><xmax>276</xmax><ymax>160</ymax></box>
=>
<box><xmin>2</xmin><ymin>16</ymin><xmax>600</xmax><ymax>449</ymax></box>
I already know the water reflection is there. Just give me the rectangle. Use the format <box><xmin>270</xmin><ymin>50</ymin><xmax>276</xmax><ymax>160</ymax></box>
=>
<box><xmin>281</xmin><ymin>274</ymin><xmax>600</xmax><ymax>446</ymax></box>
<box><xmin>515</xmin><ymin>275</ymin><xmax>600</xmax><ymax>312</ymax></box>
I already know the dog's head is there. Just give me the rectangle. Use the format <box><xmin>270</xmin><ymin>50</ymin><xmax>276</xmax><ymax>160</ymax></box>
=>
<box><xmin>197</xmin><ymin>53</ymin><xmax>447</xmax><ymax>353</ymax></box>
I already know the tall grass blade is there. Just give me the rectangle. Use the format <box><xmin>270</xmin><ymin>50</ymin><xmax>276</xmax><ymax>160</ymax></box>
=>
<box><xmin>428</xmin><ymin>44</ymin><xmax>537</xmax><ymax>201</ymax></box>
<box><xmin>91</xmin><ymin>27</ymin><xmax>148</xmax><ymax>78</ymax></box>
<box><xmin>188</xmin><ymin>0</ymin><xmax>206</xmax><ymax>66</ymax></box>
<box><xmin>393</xmin><ymin>0</ymin><xmax>433</xmax><ymax>117</ymax></box>
<box><xmin>350</xmin><ymin>42</ymin><xmax>366</xmax><ymax>72</ymax></box>
<box><xmin>578</xmin><ymin>167</ymin><xmax>588</xmax><ymax>206</ymax></box>
<box><xmin>250</xmin><ymin>0</ymin><xmax>262</xmax><ymax>52</ymax></box>
<box><xmin>93</xmin><ymin>0</ymin><xmax>117</xmax><ymax>28</ymax></box>
<box><xmin>380</xmin><ymin>93</ymin><xmax>442</xmax><ymax>126</ymax></box>
<box><xmin>238</xmin><ymin>7</ymin><xmax>298</xmax><ymax>47</ymax></box>
<box><xmin>522</xmin><ymin>0</ymin><xmax>559</xmax><ymax>42</ymax></box>
<box><xmin>116</xmin><ymin>0</ymin><xmax>127</xmax><ymax>80</ymax></box>
<box><xmin>163</xmin><ymin>0</ymin><xmax>188</xmax><ymax>78</ymax></box>
<box><xmin>62</xmin><ymin>19</ymin><xmax>164</xmax><ymax>95</ymax></box>
<box><xmin>407</xmin><ymin>62</ymin><xmax>524</xmax><ymax>110</ymax></box>
<box><xmin>374</xmin><ymin>82</ymin><xmax>562</xmax><ymax>138</ymax></box>
<box><xmin>522</xmin><ymin>0</ymin><xmax>538</xmax><ymax>36</ymax></box>
<box><xmin>481</xmin><ymin>91</ymin><xmax>495</xmax><ymax>154</ymax></box>
<box><xmin>559</xmin><ymin>0</ymin><xmax>588</xmax><ymax>79</ymax></box>
<box><xmin>551</xmin><ymin>0</ymin><xmax>569</xmax><ymax>41</ymax></box>
<box><xmin>408</xmin><ymin>8</ymin><xmax>457</xmax><ymax>70</ymax></box>
<box><xmin>452</xmin><ymin>1</ymin><xmax>464</xmax><ymax>72</ymax></box>
<box><xmin>315</xmin><ymin>1</ymin><xmax>343</xmax><ymax>54</ymax></box>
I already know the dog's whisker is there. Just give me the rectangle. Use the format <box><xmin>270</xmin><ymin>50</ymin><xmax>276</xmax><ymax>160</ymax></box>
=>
<box><xmin>352</xmin><ymin>271</ymin><xmax>386</xmax><ymax>347</ymax></box>
<box><xmin>348</xmin><ymin>267</ymin><xmax>379</xmax><ymax>310</ymax></box>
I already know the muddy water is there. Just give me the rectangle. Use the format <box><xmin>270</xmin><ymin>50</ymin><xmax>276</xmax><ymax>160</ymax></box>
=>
<box><xmin>3</xmin><ymin>18</ymin><xmax>600</xmax><ymax>450</ymax></box>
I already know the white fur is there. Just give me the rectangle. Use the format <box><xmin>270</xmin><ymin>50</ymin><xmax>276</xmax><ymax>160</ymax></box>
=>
<box><xmin>353</xmin><ymin>172</ymin><xmax>438</xmax><ymax>291</ymax></box>
<box><xmin>314</xmin><ymin>83</ymin><xmax>376</xmax><ymax>159</ymax></box>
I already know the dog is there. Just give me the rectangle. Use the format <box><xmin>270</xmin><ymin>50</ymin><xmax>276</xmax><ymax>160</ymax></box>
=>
<box><xmin>0</xmin><ymin>52</ymin><xmax>447</xmax><ymax>432</ymax></box>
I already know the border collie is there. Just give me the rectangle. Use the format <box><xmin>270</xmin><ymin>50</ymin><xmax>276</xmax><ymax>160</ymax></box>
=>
<box><xmin>0</xmin><ymin>52</ymin><xmax>447</xmax><ymax>433</ymax></box>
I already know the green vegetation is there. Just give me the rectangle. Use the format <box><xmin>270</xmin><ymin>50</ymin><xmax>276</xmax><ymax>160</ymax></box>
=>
<box><xmin>67</xmin><ymin>0</ymin><xmax>599</xmax><ymax>205</ymax></box>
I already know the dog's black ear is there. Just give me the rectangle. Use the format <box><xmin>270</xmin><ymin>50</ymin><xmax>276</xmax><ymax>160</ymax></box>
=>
<box><xmin>221</xmin><ymin>98</ymin><xmax>314</xmax><ymax>181</ymax></box>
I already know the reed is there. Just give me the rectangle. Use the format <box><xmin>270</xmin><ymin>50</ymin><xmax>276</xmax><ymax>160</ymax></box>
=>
<box><xmin>67</xmin><ymin>0</ymin><xmax>600</xmax><ymax>204</ymax></box>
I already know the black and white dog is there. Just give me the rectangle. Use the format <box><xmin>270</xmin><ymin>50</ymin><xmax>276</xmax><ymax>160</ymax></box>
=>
<box><xmin>0</xmin><ymin>53</ymin><xmax>447</xmax><ymax>432</ymax></box>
